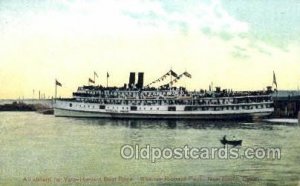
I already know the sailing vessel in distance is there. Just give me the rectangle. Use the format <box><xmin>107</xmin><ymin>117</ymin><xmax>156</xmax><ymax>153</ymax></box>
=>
<box><xmin>54</xmin><ymin>71</ymin><xmax>274</xmax><ymax>120</ymax></box>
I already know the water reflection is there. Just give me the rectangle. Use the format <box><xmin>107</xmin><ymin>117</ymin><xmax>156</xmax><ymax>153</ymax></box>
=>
<box><xmin>69</xmin><ymin>117</ymin><xmax>284</xmax><ymax>130</ymax></box>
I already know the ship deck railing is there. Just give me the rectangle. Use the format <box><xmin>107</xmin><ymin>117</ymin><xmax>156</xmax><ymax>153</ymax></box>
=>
<box><xmin>72</xmin><ymin>94</ymin><xmax>272</xmax><ymax>101</ymax></box>
<box><xmin>57</xmin><ymin>99</ymin><xmax>273</xmax><ymax>106</ymax></box>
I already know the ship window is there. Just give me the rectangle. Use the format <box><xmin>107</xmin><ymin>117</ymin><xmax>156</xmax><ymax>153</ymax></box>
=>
<box><xmin>168</xmin><ymin>106</ymin><xmax>176</xmax><ymax>111</ymax></box>
<box><xmin>184</xmin><ymin>106</ymin><xmax>193</xmax><ymax>111</ymax></box>
<box><xmin>131</xmin><ymin>106</ymin><xmax>137</xmax><ymax>111</ymax></box>
<box><xmin>99</xmin><ymin>105</ymin><xmax>105</xmax><ymax>109</ymax></box>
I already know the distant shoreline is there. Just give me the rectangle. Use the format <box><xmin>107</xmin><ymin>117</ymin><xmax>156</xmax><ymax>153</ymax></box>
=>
<box><xmin>0</xmin><ymin>102</ymin><xmax>35</xmax><ymax>111</ymax></box>
<box><xmin>0</xmin><ymin>101</ymin><xmax>53</xmax><ymax>114</ymax></box>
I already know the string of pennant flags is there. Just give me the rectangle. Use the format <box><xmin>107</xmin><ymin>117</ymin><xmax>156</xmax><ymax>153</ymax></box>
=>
<box><xmin>146</xmin><ymin>70</ymin><xmax>192</xmax><ymax>87</ymax></box>
<box><xmin>163</xmin><ymin>71</ymin><xmax>192</xmax><ymax>87</ymax></box>
<box><xmin>146</xmin><ymin>70</ymin><xmax>179</xmax><ymax>87</ymax></box>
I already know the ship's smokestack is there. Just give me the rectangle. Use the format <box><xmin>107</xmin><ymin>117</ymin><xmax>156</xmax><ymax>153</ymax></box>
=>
<box><xmin>136</xmin><ymin>72</ymin><xmax>144</xmax><ymax>89</ymax></box>
<box><xmin>129</xmin><ymin>72</ymin><xmax>135</xmax><ymax>88</ymax></box>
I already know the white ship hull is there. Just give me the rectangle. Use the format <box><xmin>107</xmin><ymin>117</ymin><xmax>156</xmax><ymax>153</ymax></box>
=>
<box><xmin>54</xmin><ymin>101</ymin><xmax>273</xmax><ymax>120</ymax></box>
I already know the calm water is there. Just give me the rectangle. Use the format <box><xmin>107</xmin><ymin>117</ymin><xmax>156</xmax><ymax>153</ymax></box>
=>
<box><xmin>0</xmin><ymin>112</ymin><xmax>299</xmax><ymax>185</ymax></box>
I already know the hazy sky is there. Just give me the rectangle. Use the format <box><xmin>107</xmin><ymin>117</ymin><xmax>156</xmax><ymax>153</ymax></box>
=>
<box><xmin>0</xmin><ymin>0</ymin><xmax>299</xmax><ymax>98</ymax></box>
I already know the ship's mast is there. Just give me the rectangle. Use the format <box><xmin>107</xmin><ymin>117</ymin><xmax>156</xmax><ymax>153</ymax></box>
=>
<box><xmin>170</xmin><ymin>68</ymin><xmax>172</xmax><ymax>91</ymax></box>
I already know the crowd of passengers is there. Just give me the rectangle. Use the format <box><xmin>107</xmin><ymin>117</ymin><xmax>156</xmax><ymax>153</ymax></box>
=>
<box><xmin>73</xmin><ymin>88</ymin><xmax>272</xmax><ymax>99</ymax></box>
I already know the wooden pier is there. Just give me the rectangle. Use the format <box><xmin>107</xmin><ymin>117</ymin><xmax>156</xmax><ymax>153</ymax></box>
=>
<box><xmin>272</xmin><ymin>91</ymin><xmax>300</xmax><ymax>118</ymax></box>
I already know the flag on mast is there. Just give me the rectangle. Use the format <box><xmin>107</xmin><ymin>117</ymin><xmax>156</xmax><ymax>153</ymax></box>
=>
<box><xmin>183</xmin><ymin>71</ymin><xmax>192</xmax><ymax>78</ymax></box>
<box><xmin>55</xmin><ymin>79</ymin><xmax>62</xmax><ymax>87</ymax></box>
<box><xmin>273</xmin><ymin>71</ymin><xmax>277</xmax><ymax>89</ymax></box>
<box><xmin>54</xmin><ymin>79</ymin><xmax>62</xmax><ymax>101</ymax></box>
<box><xmin>169</xmin><ymin>70</ymin><xmax>178</xmax><ymax>78</ymax></box>
<box><xmin>89</xmin><ymin>78</ymin><xmax>95</xmax><ymax>84</ymax></box>
<box><xmin>106</xmin><ymin>72</ymin><xmax>109</xmax><ymax>87</ymax></box>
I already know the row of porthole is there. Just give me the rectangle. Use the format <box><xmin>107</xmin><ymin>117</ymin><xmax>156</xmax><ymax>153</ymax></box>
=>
<box><xmin>69</xmin><ymin>103</ymin><xmax>95</xmax><ymax>109</ymax></box>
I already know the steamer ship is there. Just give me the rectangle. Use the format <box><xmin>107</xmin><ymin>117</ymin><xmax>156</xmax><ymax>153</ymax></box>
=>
<box><xmin>54</xmin><ymin>71</ymin><xmax>274</xmax><ymax>120</ymax></box>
